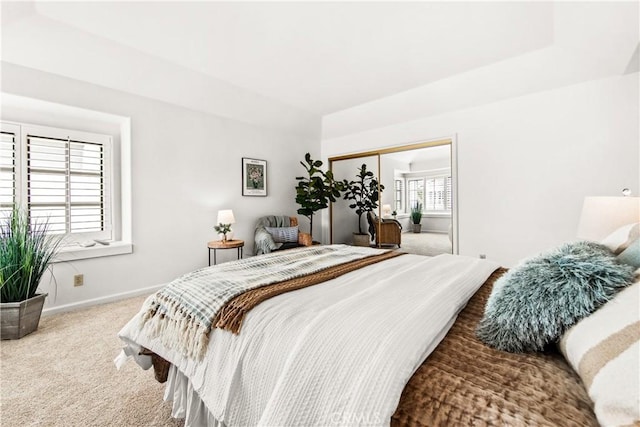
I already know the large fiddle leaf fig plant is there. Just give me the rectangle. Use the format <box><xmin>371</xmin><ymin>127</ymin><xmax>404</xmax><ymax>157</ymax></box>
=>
<box><xmin>295</xmin><ymin>153</ymin><xmax>344</xmax><ymax>239</ymax></box>
<box><xmin>342</xmin><ymin>163</ymin><xmax>384</xmax><ymax>238</ymax></box>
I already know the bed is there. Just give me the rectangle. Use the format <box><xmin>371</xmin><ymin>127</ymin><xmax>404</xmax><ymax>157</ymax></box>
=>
<box><xmin>116</xmin><ymin>243</ymin><xmax>631</xmax><ymax>426</ymax></box>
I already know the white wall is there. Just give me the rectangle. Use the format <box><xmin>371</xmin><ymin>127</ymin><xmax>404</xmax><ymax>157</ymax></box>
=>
<box><xmin>380</xmin><ymin>156</ymin><xmax>408</xmax><ymax>211</ymax></box>
<box><xmin>322</xmin><ymin>74</ymin><xmax>639</xmax><ymax>266</ymax></box>
<box><xmin>1</xmin><ymin>62</ymin><xmax>320</xmax><ymax>313</ymax></box>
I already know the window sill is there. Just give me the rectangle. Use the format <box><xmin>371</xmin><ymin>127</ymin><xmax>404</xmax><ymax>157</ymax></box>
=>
<box><xmin>53</xmin><ymin>241</ymin><xmax>133</xmax><ymax>262</ymax></box>
<box><xmin>393</xmin><ymin>212</ymin><xmax>451</xmax><ymax>219</ymax></box>
<box><xmin>423</xmin><ymin>212</ymin><xmax>452</xmax><ymax>218</ymax></box>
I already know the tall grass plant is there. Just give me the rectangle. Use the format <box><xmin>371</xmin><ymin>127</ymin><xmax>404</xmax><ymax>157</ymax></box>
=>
<box><xmin>0</xmin><ymin>207</ymin><xmax>62</xmax><ymax>303</ymax></box>
<box><xmin>411</xmin><ymin>202</ymin><xmax>423</xmax><ymax>225</ymax></box>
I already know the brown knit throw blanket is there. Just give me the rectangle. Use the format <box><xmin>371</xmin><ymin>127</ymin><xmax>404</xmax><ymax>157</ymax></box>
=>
<box><xmin>214</xmin><ymin>250</ymin><xmax>404</xmax><ymax>334</ymax></box>
<box><xmin>391</xmin><ymin>268</ymin><xmax>598</xmax><ymax>427</ymax></box>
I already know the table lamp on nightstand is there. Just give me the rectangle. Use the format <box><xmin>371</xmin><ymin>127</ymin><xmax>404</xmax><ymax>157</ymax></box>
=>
<box><xmin>215</xmin><ymin>209</ymin><xmax>236</xmax><ymax>242</ymax></box>
<box><xmin>382</xmin><ymin>204</ymin><xmax>392</xmax><ymax>219</ymax></box>
<box><xmin>577</xmin><ymin>189</ymin><xmax>639</xmax><ymax>241</ymax></box>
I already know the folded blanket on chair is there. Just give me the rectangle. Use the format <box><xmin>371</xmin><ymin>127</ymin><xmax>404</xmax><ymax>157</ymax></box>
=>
<box><xmin>254</xmin><ymin>215</ymin><xmax>291</xmax><ymax>255</ymax></box>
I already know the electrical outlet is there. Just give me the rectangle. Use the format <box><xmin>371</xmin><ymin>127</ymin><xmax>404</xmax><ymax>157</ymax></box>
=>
<box><xmin>73</xmin><ymin>274</ymin><xmax>84</xmax><ymax>287</ymax></box>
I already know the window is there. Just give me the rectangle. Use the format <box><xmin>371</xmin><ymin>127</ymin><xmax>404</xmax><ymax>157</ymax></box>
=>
<box><xmin>0</xmin><ymin>125</ymin><xmax>18</xmax><ymax>216</ymax></box>
<box><xmin>402</xmin><ymin>173</ymin><xmax>452</xmax><ymax>213</ymax></box>
<box><xmin>424</xmin><ymin>176</ymin><xmax>452</xmax><ymax>211</ymax></box>
<box><xmin>394</xmin><ymin>179</ymin><xmax>403</xmax><ymax>212</ymax></box>
<box><xmin>407</xmin><ymin>178</ymin><xmax>424</xmax><ymax>211</ymax></box>
<box><xmin>2</xmin><ymin>122</ymin><xmax>112</xmax><ymax>241</ymax></box>
<box><xmin>446</xmin><ymin>176</ymin><xmax>452</xmax><ymax>211</ymax></box>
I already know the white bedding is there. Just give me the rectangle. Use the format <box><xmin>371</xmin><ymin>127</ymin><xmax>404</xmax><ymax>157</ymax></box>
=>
<box><xmin>117</xmin><ymin>252</ymin><xmax>499</xmax><ymax>426</ymax></box>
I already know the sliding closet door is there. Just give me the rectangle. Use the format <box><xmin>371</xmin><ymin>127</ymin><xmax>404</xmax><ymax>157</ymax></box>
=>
<box><xmin>380</xmin><ymin>144</ymin><xmax>454</xmax><ymax>255</ymax></box>
<box><xmin>329</xmin><ymin>138</ymin><xmax>457</xmax><ymax>254</ymax></box>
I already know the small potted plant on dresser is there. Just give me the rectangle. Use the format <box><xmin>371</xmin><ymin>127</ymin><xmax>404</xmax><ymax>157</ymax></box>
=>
<box><xmin>342</xmin><ymin>164</ymin><xmax>384</xmax><ymax>246</ymax></box>
<box><xmin>411</xmin><ymin>202</ymin><xmax>423</xmax><ymax>233</ymax></box>
<box><xmin>0</xmin><ymin>207</ymin><xmax>62</xmax><ymax>339</ymax></box>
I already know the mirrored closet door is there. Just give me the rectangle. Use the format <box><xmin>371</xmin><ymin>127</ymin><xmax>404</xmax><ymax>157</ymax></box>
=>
<box><xmin>329</xmin><ymin>139</ymin><xmax>457</xmax><ymax>256</ymax></box>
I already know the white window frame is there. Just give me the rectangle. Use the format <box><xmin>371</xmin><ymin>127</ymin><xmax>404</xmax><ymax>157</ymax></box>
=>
<box><xmin>1</xmin><ymin>93</ymin><xmax>132</xmax><ymax>262</ymax></box>
<box><xmin>0</xmin><ymin>123</ymin><xmax>21</xmax><ymax>214</ymax></box>
<box><xmin>407</xmin><ymin>178</ymin><xmax>424</xmax><ymax>212</ymax></box>
<box><xmin>3</xmin><ymin>121</ymin><xmax>113</xmax><ymax>241</ymax></box>
<box><xmin>23</xmin><ymin>124</ymin><xmax>113</xmax><ymax>241</ymax></box>
<box><xmin>402</xmin><ymin>169</ymin><xmax>452</xmax><ymax>214</ymax></box>
<box><xmin>394</xmin><ymin>178</ymin><xmax>404</xmax><ymax>213</ymax></box>
<box><xmin>424</xmin><ymin>175</ymin><xmax>452</xmax><ymax>212</ymax></box>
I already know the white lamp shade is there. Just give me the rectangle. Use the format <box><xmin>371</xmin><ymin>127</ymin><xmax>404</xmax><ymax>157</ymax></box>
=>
<box><xmin>382</xmin><ymin>204</ymin><xmax>392</xmax><ymax>218</ymax></box>
<box><xmin>217</xmin><ymin>209</ymin><xmax>236</xmax><ymax>225</ymax></box>
<box><xmin>577</xmin><ymin>197</ymin><xmax>640</xmax><ymax>241</ymax></box>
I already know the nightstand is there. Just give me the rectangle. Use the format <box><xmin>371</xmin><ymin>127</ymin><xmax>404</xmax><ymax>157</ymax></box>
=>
<box><xmin>207</xmin><ymin>239</ymin><xmax>244</xmax><ymax>266</ymax></box>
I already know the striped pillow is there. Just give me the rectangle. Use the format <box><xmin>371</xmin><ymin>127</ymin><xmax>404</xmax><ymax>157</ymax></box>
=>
<box><xmin>601</xmin><ymin>222</ymin><xmax>639</xmax><ymax>254</ymax></box>
<box><xmin>559</xmin><ymin>276</ymin><xmax>640</xmax><ymax>426</ymax></box>
<box><xmin>618</xmin><ymin>238</ymin><xmax>640</xmax><ymax>269</ymax></box>
<box><xmin>265</xmin><ymin>226</ymin><xmax>299</xmax><ymax>243</ymax></box>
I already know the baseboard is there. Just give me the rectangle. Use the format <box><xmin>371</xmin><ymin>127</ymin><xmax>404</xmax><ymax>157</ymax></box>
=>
<box><xmin>41</xmin><ymin>284</ymin><xmax>166</xmax><ymax>316</ymax></box>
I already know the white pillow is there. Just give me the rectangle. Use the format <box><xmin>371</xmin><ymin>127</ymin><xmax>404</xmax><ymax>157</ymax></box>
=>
<box><xmin>601</xmin><ymin>223</ymin><xmax>639</xmax><ymax>254</ymax></box>
<box><xmin>265</xmin><ymin>226</ymin><xmax>299</xmax><ymax>243</ymax></box>
<box><xmin>559</xmin><ymin>276</ymin><xmax>640</xmax><ymax>427</ymax></box>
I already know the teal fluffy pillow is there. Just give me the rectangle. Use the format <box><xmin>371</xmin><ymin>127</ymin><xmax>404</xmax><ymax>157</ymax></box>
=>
<box><xmin>476</xmin><ymin>241</ymin><xmax>635</xmax><ymax>353</ymax></box>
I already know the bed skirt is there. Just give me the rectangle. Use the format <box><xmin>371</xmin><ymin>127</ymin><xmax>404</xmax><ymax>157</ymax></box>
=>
<box><xmin>164</xmin><ymin>364</ymin><xmax>225</xmax><ymax>427</ymax></box>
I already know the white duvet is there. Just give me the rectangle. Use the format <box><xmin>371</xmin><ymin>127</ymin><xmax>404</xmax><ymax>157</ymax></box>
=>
<box><xmin>117</xmin><ymin>253</ymin><xmax>499</xmax><ymax>426</ymax></box>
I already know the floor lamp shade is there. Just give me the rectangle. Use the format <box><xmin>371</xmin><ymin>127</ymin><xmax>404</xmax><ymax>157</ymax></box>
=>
<box><xmin>577</xmin><ymin>197</ymin><xmax>640</xmax><ymax>241</ymax></box>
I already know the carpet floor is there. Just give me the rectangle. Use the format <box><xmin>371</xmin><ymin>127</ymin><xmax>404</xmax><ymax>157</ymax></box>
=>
<box><xmin>398</xmin><ymin>232</ymin><xmax>452</xmax><ymax>257</ymax></box>
<box><xmin>0</xmin><ymin>295</ymin><xmax>183</xmax><ymax>427</ymax></box>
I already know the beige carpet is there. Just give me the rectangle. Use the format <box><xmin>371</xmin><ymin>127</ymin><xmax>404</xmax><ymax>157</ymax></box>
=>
<box><xmin>399</xmin><ymin>232</ymin><xmax>452</xmax><ymax>257</ymax></box>
<box><xmin>0</xmin><ymin>295</ymin><xmax>183</xmax><ymax>427</ymax></box>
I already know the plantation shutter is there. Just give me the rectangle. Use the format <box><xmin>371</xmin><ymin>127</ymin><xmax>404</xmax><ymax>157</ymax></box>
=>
<box><xmin>425</xmin><ymin>178</ymin><xmax>436</xmax><ymax>210</ymax></box>
<box><xmin>425</xmin><ymin>176</ymin><xmax>452</xmax><ymax>212</ymax></box>
<box><xmin>434</xmin><ymin>177</ymin><xmax>445</xmax><ymax>210</ymax></box>
<box><xmin>446</xmin><ymin>176</ymin><xmax>452</xmax><ymax>210</ymax></box>
<box><xmin>408</xmin><ymin>179</ymin><xmax>424</xmax><ymax>211</ymax></box>
<box><xmin>394</xmin><ymin>179</ymin><xmax>403</xmax><ymax>212</ymax></box>
<box><xmin>0</xmin><ymin>129</ymin><xmax>17</xmax><ymax>216</ymax></box>
<box><xmin>27</xmin><ymin>134</ymin><xmax>105</xmax><ymax>235</ymax></box>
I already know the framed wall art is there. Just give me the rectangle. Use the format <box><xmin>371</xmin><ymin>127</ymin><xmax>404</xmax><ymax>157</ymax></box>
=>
<box><xmin>242</xmin><ymin>158</ymin><xmax>267</xmax><ymax>196</ymax></box>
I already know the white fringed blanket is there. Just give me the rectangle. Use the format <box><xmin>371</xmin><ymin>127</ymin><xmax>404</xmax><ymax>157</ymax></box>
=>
<box><xmin>140</xmin><ymin>244</ymin><xmax>389</xmax><ymax>360</ymax></box>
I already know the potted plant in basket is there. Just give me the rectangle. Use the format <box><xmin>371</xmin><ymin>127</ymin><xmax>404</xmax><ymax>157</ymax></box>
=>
<box><xmin>0</xmin><ymin>207</ymin><xmax>62</xmax><ymax>339</ymax></box>
<box><xmin>410</xmin><ymin>202</ymin><xmax>423</xmax><ymax>233</ymax></box>
<box><xmin>342</xmin><ymin>164</ymin><xmax>384</xmax><ymax>246</ymax></box>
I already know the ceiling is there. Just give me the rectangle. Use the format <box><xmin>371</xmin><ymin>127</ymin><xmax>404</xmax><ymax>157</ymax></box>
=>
<box><xmin>2</xmin><ymin>1</ymin><xmax>555</xmax><ymax>115</ymax></box>
<box><xmin>1</xmin><ymin>1</ymin><xmax>638</xmax><ymax>126</ymax></box>
<box><xmin>385</xmin><ymin>144</ymin><xmax>450</xmax><ymax>166</ymax></box>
